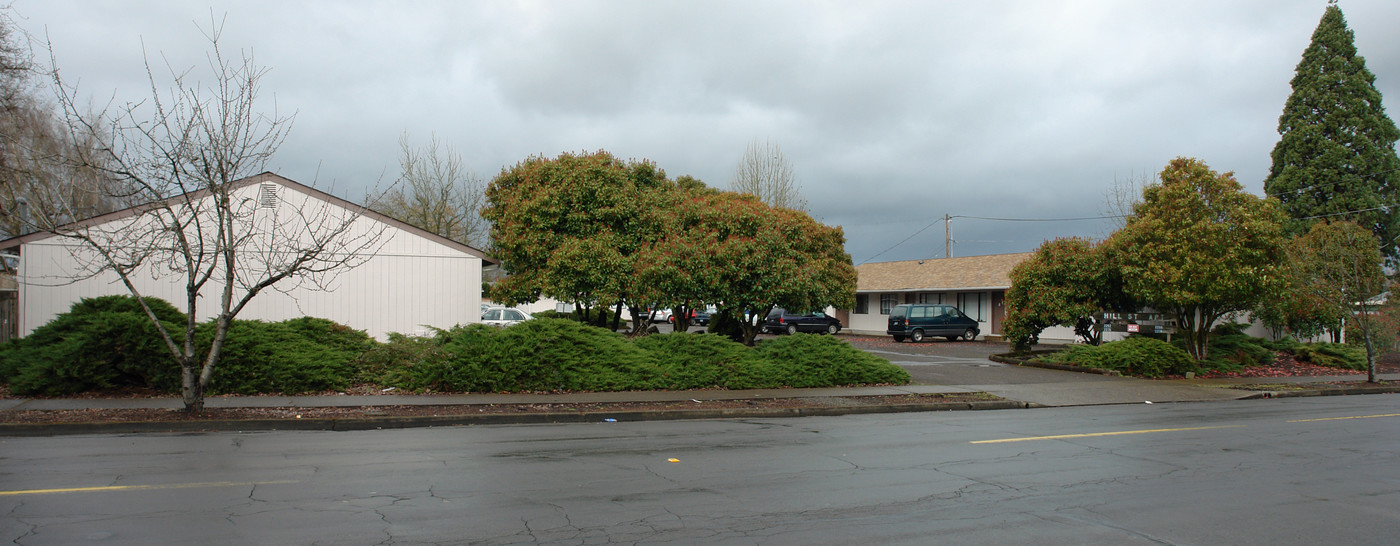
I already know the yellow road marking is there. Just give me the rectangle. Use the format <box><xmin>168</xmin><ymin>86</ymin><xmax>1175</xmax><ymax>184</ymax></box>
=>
<box><xmin>1288</xmin><ymin>413</ymin><xmax>1400</xmax><ymax>423</ymax></box>
<box><xmin>971</xmin><ymin>425</ymin><xmax>1245</xmax><ymax>444</ymax></box>
<box><xmin>0</xmin><ymin>480</ymin><xmax>298</xmax><ymax>497</ymax></box>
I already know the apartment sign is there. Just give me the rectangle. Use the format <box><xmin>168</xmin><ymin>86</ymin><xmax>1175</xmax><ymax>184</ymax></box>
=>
<box><xmin>1097</xmin><ymin>312</ymin><xmax>1178</xmax><ymax>335</ymax></box>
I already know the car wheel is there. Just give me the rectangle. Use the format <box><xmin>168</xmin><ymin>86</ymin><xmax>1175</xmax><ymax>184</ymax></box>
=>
<box><xmin>910</xmin><ymin>329</ymin><xmax>924</xmax><ymax>343</ymax></box>
<box><xmin>893</xmin><ymin>335</ymin><xmax>905</xmax><ymax>342</ymax></box>
<box><xmin>962</xmin><ymin>328</ymin><xmax>977</xmax><ymax>341</ymax></box>
<box><xmin>786</xmin><ymin>324</ymin><xmax>798</xmax><ymax>335</ymax></box>
<box><xmin>825</xmin><ymin>324</ymin><xmax>838</xmax><ymax>335</ymax></box>
<box><xmin>667</xmin><ymin>316</ymin><xmax>674</xmax><ymax>324</ymax></box>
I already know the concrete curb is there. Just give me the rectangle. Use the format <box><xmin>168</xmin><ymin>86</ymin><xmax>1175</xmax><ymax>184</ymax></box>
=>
<box><xmin>1238</xmin><ymin>385</ymin><xmax>1400</xmax><ymax>399</ymax></box>
<box><xmin>0</xmin><ymin>400</ymin><xmax>1037</xmax><ymax>437</ymax></box>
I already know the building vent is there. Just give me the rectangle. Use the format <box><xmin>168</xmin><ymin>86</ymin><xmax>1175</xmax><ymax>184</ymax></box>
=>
<box><xmin>259</xmin><ymin>183</ymin><xmax>278</xmax><ymax>209</ymax></box>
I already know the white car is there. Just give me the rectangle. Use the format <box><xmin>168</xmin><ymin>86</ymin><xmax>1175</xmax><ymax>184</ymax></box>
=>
<box><xmin>481</xmin><ymin>307</ymin><xmax>533</xmax><ymax>327</ymax></box>
<box><xmin>648</xmin><ymin>308</ymin><xmax>674</xmax><ymax>323</ymax></box>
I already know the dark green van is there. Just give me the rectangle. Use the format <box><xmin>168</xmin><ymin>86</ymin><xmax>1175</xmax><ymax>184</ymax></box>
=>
<box><xmin>886</xmin><ymin>304</ymin><xmax>980</xmax><ymax>342</ymax></box>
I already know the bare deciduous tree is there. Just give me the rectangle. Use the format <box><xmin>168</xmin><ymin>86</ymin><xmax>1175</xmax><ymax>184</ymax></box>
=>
<box><xmin>0</xmin><ymin>11</ymin><xmax>124</xmax><ymax>238</ymax></box>
<box><xmin>729</xmin><ymin>139</ymin><xmax>807</xmax><ymax>212</ymax></box>
<box><xmin>1099</xmin><ymin>170</ymin><xmax>1153</xmax><ymax>232</ymax></box>
<box><xmin>44</xmin><ymin>17</ymin><xmax>387</xmax><ymax>412</ymax></box>
<box><xmin>373</xmin><ymin>132</ymin><xmax>488</xmax><ymax>248</ymax></box>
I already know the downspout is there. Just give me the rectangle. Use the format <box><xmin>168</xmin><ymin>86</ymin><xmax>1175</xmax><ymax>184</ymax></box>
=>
<box><xmin>15</xmin><ymin>197</ymin><xmax>29</xmax><ymax>235</ymax></box>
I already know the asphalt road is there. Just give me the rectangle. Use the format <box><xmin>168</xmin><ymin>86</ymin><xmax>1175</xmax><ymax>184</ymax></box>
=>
<box><xmin>3</xmin><ymin>395</ymin><xmax>1397</xmax><ymax>544</ymax></box>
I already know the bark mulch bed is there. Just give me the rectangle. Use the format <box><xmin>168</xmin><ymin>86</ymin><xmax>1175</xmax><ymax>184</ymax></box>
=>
<box><xmin>1196</xmin><ymin>351</ymin><xmax>1400</xmax><ymax>379</ymax></box>
<box><xmin>1194</xmin><ymin>352</ymin><xmax>1399</xmax><ymax>391</ymax></box>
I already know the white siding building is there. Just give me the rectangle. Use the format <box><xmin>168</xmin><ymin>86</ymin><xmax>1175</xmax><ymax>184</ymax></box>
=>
<box><xmin>0</xmin><ymin>173</ymin><xmax>490</xmax><ymax>340</ymax></box>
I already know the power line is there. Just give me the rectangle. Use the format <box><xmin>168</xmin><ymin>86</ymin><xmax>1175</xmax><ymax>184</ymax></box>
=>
<box><xmin>856</xmin><ymin>199</ymin><xmax>1400</xmax><ymax>266</ymax></box>
<box><xmin>952</xmin><ymin>212</ymin><xmax>1125</xmax><ymax>221</ymax></box>
<box><xmin>1263</xmin><ymin>166</ymin><xmax>1400</xmax><ymax>200</ymax></box>
<box><xmin>855</xmin><ymin>213</ymin><xmax>1121</xmax><ymax>265</ymax></box>
<box><xmin>856</xmin><ymin>220</ymin><xmax>938</xmax><ymax>265</ymax></box>
<box><xmin>1299</xmin><ymin>206</ymin><xmax>1392</xmax><ymax>220</ymax></box>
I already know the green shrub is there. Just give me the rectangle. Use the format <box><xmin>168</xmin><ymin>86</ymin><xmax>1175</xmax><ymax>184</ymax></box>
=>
<box><xmin>281</xmin><ymin>317</ymin><xmax>376</xmax><ymax>355</ymax></box>
<box><xmin>530</xmin><ymin>309</ymin><xmax>570</xmax><ymax>321</ymax></box>
<box><xmin>200</xmin><ymin>319</ymin><xmax>359</xmax><ymax>395</ymax></box>
<box><xmin>1038</xmin><ymin>337</ymin><xmax>1196</xmax><ymax>378</ymax></box>
<box><xmin>0</xmin><ymin>295</ymin><xmax>185</xmax><ymax>395</ymax></box>
<box><xmin>747</xmin><ymin>334</ymin><xmax>910</xmax><ymax>388</ymax></box>
<box><xmin>424</xmin><ymin>319</ymin><xmax>654</xmax><ymax>392</ymax></box>
<box><xmin>634</xmin><ymin>332</ymin><xmax>759</xmax><ymax>389</ymax></box>
<box><xmin>1291</xmin><ymin>343</ymin><xmax>1367</xmax><ymax>370</ymax></box>
<box><xmin>376</xmin><ymin>324</ymin><xmax>496</xmax><ymax>391</ymax></box>
<box><xmin>354</xmin><ymin>332</ymin><xmax>455</xmax><ymax>388</ymax></box>
<box><xmin>1204</xmin><ymin>333</ymin><xmax>1275</xmax><ymax>369</ymax></box>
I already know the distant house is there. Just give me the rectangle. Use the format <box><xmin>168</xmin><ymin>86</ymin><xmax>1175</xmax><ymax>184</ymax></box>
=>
<box><xmin>839</xmin><ymin>252</ymin><xmax>1074</xmax><ymax>342</ymax></box>
<box><xmin>1</xmin><ymin>256</ymin><xmax>16</xmax><ymax>343</ymax></box>
<box><xmin>0</xmin><ymin>173</ymin><xmax>492</xmax><ymax>340</ymax></box>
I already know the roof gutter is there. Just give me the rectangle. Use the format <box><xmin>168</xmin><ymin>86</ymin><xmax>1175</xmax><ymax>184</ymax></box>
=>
<box><xmin>856</xmin><ymin>286</ymin><xmax>1010</xmax><ymax>293</ymax></box>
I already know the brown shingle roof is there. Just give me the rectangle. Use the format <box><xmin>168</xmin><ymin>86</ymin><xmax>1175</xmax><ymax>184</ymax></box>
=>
<box><xmin>856</xmin><ymin>252</ymin><xmax>1033</xmax><ymax>292</ymax></box>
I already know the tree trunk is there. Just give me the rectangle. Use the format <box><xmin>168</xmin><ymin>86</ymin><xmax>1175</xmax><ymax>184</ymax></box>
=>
<box><xmin>180</xmin><ymin>360</ymin><xmax>203</xmax><ymax>413</ymax></box>
<box><xmin>742</xmin><ymin>324</ymin><xmax>759</xmax><ymax>346</ymax></box>
<box><xmin>1364</xmin><ymin>333</ymin><xmax>1377</xmax><ymax>383</ymax></box>
<box><xmin>628</xmin><ymin>307</ymin><xmax>645</xmax><ymax>336</ymax></box>
<box><xmin>673</xmin><ymin>303</ymin><xmax>691</xmax><ymax>333</ymax></box>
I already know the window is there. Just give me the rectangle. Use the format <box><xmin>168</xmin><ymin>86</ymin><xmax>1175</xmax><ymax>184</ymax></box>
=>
<box><xmin>921</xmin><ymin>293</ymin><xmax>946</xmax><ymax>304</ymax></box>
<box><xmin>957</xmin><ymin>293</ymin><xmax>984</xmax><ymax>321</ymax></box>
<box><xmin>855</xmin><ymin>294</ymin><xmax>869</xmax><ymax>314</ymax></box>
<box><xmin>503</xmin><ymin>309</ymin><xmax>525</xmax><ymax>321</ymax></box>
<box><xmin>880</xmin><ymin>294</ymin><xmax>896</xmax><ymax>315</ymax></box>
<box><xmin>909</xmin><ymin>305</ymin><xmax>927</xmax><ymax>319</ymax></box>
<box><xmin>483</xmin><ymin>309</ymin><xmax>501</xmax><ymax>320</ymax></box>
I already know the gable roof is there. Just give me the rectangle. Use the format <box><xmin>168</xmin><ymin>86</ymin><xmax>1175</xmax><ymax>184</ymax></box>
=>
<box><xmin>0</xmin><ymin>172</ymin><xmax>495</xmax><ymax>263</ymax></box>
<box><xmin>856</xmin><ymin>252</ymin><xmax>1033</xmax><ymax>292</ymax></box>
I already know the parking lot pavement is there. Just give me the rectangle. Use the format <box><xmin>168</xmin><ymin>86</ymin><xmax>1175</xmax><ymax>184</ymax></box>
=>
<box><xmin>841</xmin><ymin>335</ymin><xmax>1257</xmax><ymax>406</ymax></box>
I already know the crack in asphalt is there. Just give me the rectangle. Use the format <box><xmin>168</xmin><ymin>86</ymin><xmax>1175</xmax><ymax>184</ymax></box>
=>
<box><xmin>1046</xmin><ymin>510</ymin><xmax>1180</xmax><ymax>544</ymax></box>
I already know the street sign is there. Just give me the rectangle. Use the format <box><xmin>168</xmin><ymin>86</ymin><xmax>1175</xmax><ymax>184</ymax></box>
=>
<box><xmin>1097</xmin><ymin>312</ymin><xmax>1178</xmax><ymax>335</ymax></box>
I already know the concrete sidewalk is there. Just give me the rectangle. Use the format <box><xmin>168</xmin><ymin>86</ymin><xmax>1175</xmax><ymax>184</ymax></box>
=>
<box><xmin>0</xmin><ymin>384</ymin><xmax>967</xmax><ymax>412</ymax></box>
<box><xmin>3</xmin><ymin>372</ymin><xmax>1396</xmax><ymax>413</ymax></box>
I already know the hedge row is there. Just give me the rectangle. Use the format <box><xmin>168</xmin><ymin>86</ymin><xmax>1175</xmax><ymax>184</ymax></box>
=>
<box><xmin>0</xmin><ymin>296</ymin><xmax>909</xmax><ymax>396</ymax></box>
<box><xmin>1032</xmin><ymin>323</ymin><xmax>1368</xmax><ymax>378</ymax></box>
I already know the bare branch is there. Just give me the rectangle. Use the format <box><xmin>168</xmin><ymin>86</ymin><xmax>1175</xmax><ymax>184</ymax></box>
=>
<box><xmin>730</xmin><ymin>139</ymin><xmax>807</xmax><ymax>212</ymax></box>
<box><xmin>32</xmin><ymin>16</ymin><xmax>387</xmax><ymax>412</ymax></box>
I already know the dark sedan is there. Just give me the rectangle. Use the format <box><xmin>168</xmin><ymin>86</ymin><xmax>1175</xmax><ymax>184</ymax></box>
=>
<box><xmin>760</xmin><ymin>308</ymin><xmax>842</xmax><ymax>335</ymax></box>
<box><xmin>690</xmin><ymin>307</ymin><xmax>715</xmax><ymax>326</ymax></box>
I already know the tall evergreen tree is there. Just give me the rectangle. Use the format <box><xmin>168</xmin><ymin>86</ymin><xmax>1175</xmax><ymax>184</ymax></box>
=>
<box><xmin>1263</xmin><ymin>1</ymin><xmax>1400</xmax><ymax>261</ymax></box>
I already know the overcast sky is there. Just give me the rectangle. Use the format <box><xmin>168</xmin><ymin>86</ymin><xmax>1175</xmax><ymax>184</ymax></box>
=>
<box><xmin>12</xmin><ymin>0</ymin><xmax>1400</xmax><ymax>263</ymax></box>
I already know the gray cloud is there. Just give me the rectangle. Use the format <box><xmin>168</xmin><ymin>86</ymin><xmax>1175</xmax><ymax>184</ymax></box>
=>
<box><xmin>15</xmin><ymin>0</ymin><xmax>1400</xmax><ymax>262</ymax></box>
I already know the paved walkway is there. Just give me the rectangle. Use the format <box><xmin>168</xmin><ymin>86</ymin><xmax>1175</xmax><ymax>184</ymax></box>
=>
<box><xmin>3</xmin><ymin>372</ymin><xmax>1396</xmax><ymax>413</ymax></box>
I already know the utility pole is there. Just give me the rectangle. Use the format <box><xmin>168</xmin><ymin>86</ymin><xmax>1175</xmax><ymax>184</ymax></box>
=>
<box><xmin>944</xmin><ymin>213</ymin><xmax>951</xmax><ymax>259</ymax></box>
